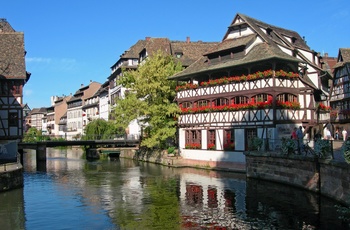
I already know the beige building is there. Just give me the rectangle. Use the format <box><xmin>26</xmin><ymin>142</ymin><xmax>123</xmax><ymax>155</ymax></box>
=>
<box><xmin>66</xmin><ymin>81</ymin><xmax>101</xmax><ymax>140</ymax></box>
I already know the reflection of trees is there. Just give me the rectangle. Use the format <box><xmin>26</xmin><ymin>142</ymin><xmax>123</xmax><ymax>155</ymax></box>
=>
<box><xmin>0</xmin><ymin>188</ymin><xmax>25</xmax><ymax>229</ymax></box>
<box><xmin>115</xmin><ymin>177</ymin><xmax>181</xmax><ymax>229</ymax></box>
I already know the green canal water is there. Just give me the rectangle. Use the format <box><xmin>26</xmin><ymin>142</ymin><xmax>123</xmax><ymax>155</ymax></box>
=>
<box><xmin>0</xmin><ymin>148</ymin><xmax>349</xmax><ymax>229</ymax></box>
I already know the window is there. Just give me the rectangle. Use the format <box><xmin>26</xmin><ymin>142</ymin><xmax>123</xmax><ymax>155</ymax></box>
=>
<box><xmin>224</xmin><ymin>129</ymin><xmax>235</xmax><ymax>150</ymax></box>
<box><xmin>9</xmin><ymin>112</ymin><xmax>18</xmax><ymax>126</ymax></box>
<box><xmin>185</xmin><ymin>130</ymin><xmax>201</xmax><ymax>149</ymax></box>
<box><xmin>245</xmin><ymin>128</ymin><xmax>257</xmax><ymax>151</ymax></box>
<box><xmin>196</xmin><ymin>100</ymin><xmax>208</xmax><ymax>107</ymax></box>
<box><xmin>181</xmin><ymin>102</ymin><xmax>192</xmax><ymax>108</ymax></box>
<box><xmin>0</xmin><ymin>80</ymin><xmax>9</xmax><ymax>95</ymax></box>
<box><xmin>252</xmin><ymin>93</ymin><xmax>269</xmax><ymax>102</ymax></box>
<box><xmin>232</xmin><ymin>96</ymin><xmax>248</xmax><ymax>104</ymax></box>
<box><xmin>214</xmin><ymin>98</ymin><xmax>229</xmax><ymax>106</ymax></box>
<box><xmin>207</xmin><ymin>130</ymin><xmax>216</xmax><ymax>150</ymax></box>
<box><xmin>8</xmin><ymin>81</ymin><xmax>21</xmax><ymax>95</ymax></box>
<box><xmin>175</xmin><ymin>52</ymin><xmax>183</xmax><ymax>58</ymax></box>
<box><xmin>276</xmin><ymin>93</ymin><xmax>297</xmax><ymax>102</ymax></box>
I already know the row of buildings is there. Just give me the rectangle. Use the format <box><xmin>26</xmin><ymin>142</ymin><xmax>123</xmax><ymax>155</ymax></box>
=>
<box><xmin>26</xmin><ymin>37</ymin><xmax>219</xmax><ymax>140</ymax></box>
<box><xmin>1</xmin><ymin>13</ymin><xmax>350</xmax><ymax>167</ymax></box>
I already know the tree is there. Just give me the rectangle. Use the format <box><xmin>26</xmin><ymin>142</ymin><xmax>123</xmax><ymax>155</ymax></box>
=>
<box><xmin>22</xmin><ymin>127</ymin><xmax>49</xmax><ymax>143</ymax></box>
<box><xmin>114</xmin><ymin>50</ymin><xmax>183</xmax><ymax>149</ymax></box>
<box><xmin>83</xmin><ymin>119</ymin><xmax>122</xmax><ymax>140</ymax></box>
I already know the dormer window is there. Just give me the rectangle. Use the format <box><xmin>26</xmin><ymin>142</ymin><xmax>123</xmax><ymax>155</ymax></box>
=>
<box><xmin>139</xmin><ymin>49</ymin><xmax>147</xmax><ymax>62</ymax></box>
<box><xmin>175</xmin><ymin>52</ymin><xmax>183</xmax><ymax>58</ymax></box>
<box><xmin>266</xmin><ymin>28</ymin><xmax>273</xmax><ymax>36</ymax></box>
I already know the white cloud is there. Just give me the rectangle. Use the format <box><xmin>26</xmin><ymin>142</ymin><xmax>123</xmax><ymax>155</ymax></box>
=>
<box><xmin>26</xmin><ymin>57</ymin><xmax>52</xmax><ymax>63</ymax></box>
<box><xmin>26</xmin><ymin>57</ymin><xmax>79</xmax><ymax>72</ymax></box>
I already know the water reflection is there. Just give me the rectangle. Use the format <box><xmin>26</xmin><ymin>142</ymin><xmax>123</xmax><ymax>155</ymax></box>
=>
<box><xmin>12</xmin><ymin>148</ymin><xmax>350</xmax><ymax>229</ymax></box>
<box><xmin>0</xmin><ymin>188</ymin><xmax>25</xmax><ymax>230</ymax></box>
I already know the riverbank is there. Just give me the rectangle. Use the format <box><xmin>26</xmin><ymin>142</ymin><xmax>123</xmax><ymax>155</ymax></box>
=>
<box><xmin>117</xmin><ymin>143</ymin><xmax>350</xmax><ymax>207</ymax></box>
<box><xmin>119</xmin><ymin>140</ymin><xmax>347</xmax><ymax>171</ymax></box>
<box><xmin>119</xmin><ymin>148</ymin><xmax>246</xmax><ymax>173</ymax></box>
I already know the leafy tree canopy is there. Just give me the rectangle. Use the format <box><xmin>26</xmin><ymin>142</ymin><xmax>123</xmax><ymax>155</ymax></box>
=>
<box><xmin>22</xmin><ymin>127</ymin><xmax>50</xmax><ymax>143</ymax></box>
<box><xmin>83</xmin><ymin>118</ymin><xmax>123</xmax><ymax>140</ymax></box>
<box><xmin>114</xmin><ymin>50</ymin><xmax>183</xmax><ymax>149</ymax></box>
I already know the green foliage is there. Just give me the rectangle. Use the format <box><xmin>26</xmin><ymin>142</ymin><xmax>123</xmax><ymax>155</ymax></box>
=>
<box><xmin>22</xmin><ymin>127</ymin><xmax>50</xmax><ymax>143</ymax></box>
<box><xmin>342</xmin><ymin>140</ymin><xmax>350</xmax><ymax>164</ymax></box>
<box><xmin>249</xmin><ymin>137</ymin><xmax>263</xmax><ymax>151</ymax></box>
<box><xmin>335</xmin><ymin>204</ymin><xmax>350</xmax><ymax>222</ymax></box>
<box><xmin>51</xmin><ymin>137</ymin><xmax>66</xmax><ymax>142</ymax></box>
<box><xmin>167</xmin><ymin>146</ymin><xmax>175</xmax><ymax>154</ymax></box>
<box><xmin>314</xmin><ymin>139</ymin><xmax>332</xmax><ymax>158</ymax></box>
<box><xmin>281</xmin><ymin>138</ymin><xmax>296</xmax><ymax>155</ymax></box>
<box><xmin>114</xmin><ymin>50</ymin><xmax>183</xmax><ymax>149</ymax></box>
<box><xmin>83</xmin><ymin>119</ymin><xmax>122</xmax><ymax>140</ymax></box>
<box><xmin>116</xmin><ymin>177</ymin><xmax>181</xmax><ymax>229</ymax></box>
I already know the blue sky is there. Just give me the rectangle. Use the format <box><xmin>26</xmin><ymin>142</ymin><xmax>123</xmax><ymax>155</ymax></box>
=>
<box><xmin>2</xmin><ymin>0</ymin><xmax>349</xmax><ymax>109</ymax></box>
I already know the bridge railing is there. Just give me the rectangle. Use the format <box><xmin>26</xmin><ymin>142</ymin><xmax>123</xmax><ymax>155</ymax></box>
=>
<box><xmin>38</xmin><ymin>133</ymin><xmax>141</xmax><ymax>142</ymax></box>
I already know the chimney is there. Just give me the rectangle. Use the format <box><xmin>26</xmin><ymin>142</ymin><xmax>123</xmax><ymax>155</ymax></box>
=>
<box><xmin>186</xmin><ymin>36</ymin><xmax>190</xmax><ymax>43</ymax></box>
<box><xmin>145</xmin><ymin>37</ymin><xmax>151</xmax><ymax>41</ymax></box>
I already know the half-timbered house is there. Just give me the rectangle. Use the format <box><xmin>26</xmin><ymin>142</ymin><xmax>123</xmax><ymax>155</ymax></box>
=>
<box><xmin>330</xmin><ymin>48</ymin><xmax>350</xmax><ymax>132</ymax></box>
<box><xmin>170</xmin><ymin>13</ymin><xmax>331</xmax><ymax>169</ymax></box>
<box><xmin>0</xmin><ymin>19</ymin><xmax>30</xmax><ymax>161</ymax></box>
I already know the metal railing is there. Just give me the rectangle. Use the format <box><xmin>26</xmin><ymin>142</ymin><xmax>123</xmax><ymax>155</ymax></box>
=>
<box><xmin>251</xmin><ymin>138</ymin><xmax>336</xmax><ymax>159</ymax></box>
<box><xmin>35</xmin><ymin>133</ymin><xmax>141</xmax><ymax>142</ymax></box>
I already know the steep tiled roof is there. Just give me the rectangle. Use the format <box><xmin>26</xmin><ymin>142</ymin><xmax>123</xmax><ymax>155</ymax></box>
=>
<box><xmin>321</xmin><ymin>54</ymin><xmax>337</xmax><ymax>76</ymax></box>
<box><xmin>169</xmin><ymin>13</ymin><xmax>314</xmax><ymax>81</ymax></box>
<box><xmin>333</xmin><ymin>48</ymin><xmax>350</xmax><ymax>69</ymax></box>
<box><xmin>340</xmin><ymin>48</ymin><xmax>350</xmax><ymax>62</ymax></box>
<box><xmin>0</xmin><ymin>19</ymin><xmax>26</xmax><ymax>79</ymax></box>
<box><xmin>30</xmin><ymin>107</ymin><xmax>47</xmax><ymax>115</ymax></box>
<box><xmin>203</xmin><ymin>34</ymin><xmax>255</xmax><ymax>56</ymax></box>
<box><xmin>122</xmin><ymin>40</ymin><xmax>147</xmax><ymax>59</ymax></box>
<box><xmin>232</xmin><ymin>14</ymin><xmax>309</xmax><ymax>50</ymax></box>
<box><xmin>143</xmin><ymin>38</ymin><xmax>172</xmax><ymax>56</ymax></box>
<box><xmin>170</xmin><ymin>41</ymin><xmax>300</xmax><ymax>80</ymax></box>
<box><xmin>170</xmin><ymin>40</ymin><xmax>219</xmax><ymax>67</ymax></box>
<box><xmin>109</xmin><ymin>37</ymin><xmax>219</xmax><ymax>81</ymax></box>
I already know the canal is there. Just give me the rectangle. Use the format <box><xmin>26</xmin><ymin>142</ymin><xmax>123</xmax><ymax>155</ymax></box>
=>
<box><xmin>0</xmin><ymin>148</ymin><xmax>349</xmax><ymax>229</ymax></box>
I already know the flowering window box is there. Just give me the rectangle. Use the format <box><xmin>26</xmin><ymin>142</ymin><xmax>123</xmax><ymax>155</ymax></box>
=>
<box><xmin>207</xmin><ymin>143</ymin><xmax>215</xmax><ymax>150</ymax></box>
<box><xmin>176</xmin><ymin>69</ymin><xmax>299</xmax><ymax>92</ymax></box>
<box><xmin>180</xmin><ymin>100</ymin><xmax>300</xmax><ymax>114</ymax></box>
<box><xmin>185</xmin><ymin>143</ymin><xmax>201</xmax><ymax>149</ymax></box>
<box><xmin>224</xmin><ymin>143</ymin><xmax>235</xmax><ymax>151</ymax></box>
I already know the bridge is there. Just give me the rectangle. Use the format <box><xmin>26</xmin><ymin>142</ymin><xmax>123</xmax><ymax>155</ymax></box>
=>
<box><xmin>18</xmin><ymin>139</ymin><xmax>140</xmax><ymax>163</ymax></box>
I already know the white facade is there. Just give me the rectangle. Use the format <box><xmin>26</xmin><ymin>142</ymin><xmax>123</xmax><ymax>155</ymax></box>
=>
<box><xmin>67</xmin><ymin>107</ymin><xmax>82</xmax><ymax>140</ymax></box>
<box><xmin>99</xmin><ymin>89</ymin><xmax>109</xmax><ymax>121</ymax></box>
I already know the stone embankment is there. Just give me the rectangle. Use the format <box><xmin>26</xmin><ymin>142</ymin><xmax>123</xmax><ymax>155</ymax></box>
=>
<box><xmin>119</xmin><ymin>148</ymin><xmax>246</xmax><ymax>173</ymax></box>
<box><xmin>120</xmin><ymin>141</ymin><xmax>350</xmax><ymax>206</ymax></box>
<box><xmin>0</xmin><ymin>163</ymin><xmax>23</xmax><ymax>192</ymax></box>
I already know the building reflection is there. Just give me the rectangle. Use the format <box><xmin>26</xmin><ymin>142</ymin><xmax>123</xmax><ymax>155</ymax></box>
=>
<box><xmin>20</xmin><ymin>151</ymin><xmax>349</xmax><ymax>229</ymax></box>
<box><xmin>180</xmin><ymin>170</ymin><xmax>248</xmax><ymax>229</ymax></box>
